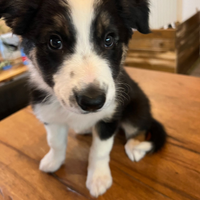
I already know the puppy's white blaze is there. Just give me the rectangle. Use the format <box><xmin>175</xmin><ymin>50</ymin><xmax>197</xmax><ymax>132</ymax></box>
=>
<box><xmin>67</xmin><ymin>0</ymin><xmax>95</xmax><ymax>54</ymax></box>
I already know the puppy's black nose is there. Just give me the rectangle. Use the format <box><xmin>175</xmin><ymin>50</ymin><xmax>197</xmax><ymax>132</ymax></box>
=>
<box><xmin>75</xmin><ymin>86</ymin><xmax>106</xmax><ymax>112</ymax></box>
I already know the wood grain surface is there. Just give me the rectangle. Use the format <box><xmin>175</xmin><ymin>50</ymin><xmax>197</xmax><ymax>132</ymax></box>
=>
<box><xmin>176</xmin><ymin>11</ymin><xmax>200</xmax><ymax>74</ymax></box>
<box><xmin>125</xmin><ymin>30</ymin><xmax>177</xmax><ymax>73</ymax></box>
<box><xmin>0</xmin><ymin>64</ymin><xmax>28</xmax><ymax>82</ymax></box>
<box><xmin>0</xmin><ymin>67</ymin><xmax>200</xmax><ymax>200</ymax></box>
<box><xmin>128</xmin><ymin>30</ymin><xmax>176</xmax><ymax>52</ymax></box>
<box><xmin>126</xmin><ymin>51</ymin><xmax>176</xmax><ymax>73</ymax></box>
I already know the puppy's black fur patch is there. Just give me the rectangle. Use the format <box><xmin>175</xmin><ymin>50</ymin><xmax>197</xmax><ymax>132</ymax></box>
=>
<box><xmin>30</xmin><ymin>88</ymin><xmax>50</xmax><ymax>105</ymax></box>
<box><xmin>96</xmin><ymin>120</ymin><xmax>119</xmax><ymax>140</ymax></box>
<box><xmin>116</xmin><ymin>0</ymin><xmax>150</xmax><ymax>34</ymax></box>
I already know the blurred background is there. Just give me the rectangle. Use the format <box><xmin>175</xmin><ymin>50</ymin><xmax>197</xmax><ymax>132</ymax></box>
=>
<box><xmin>125</xmin><ymin>0</ymin><xmax>200</xmax><ymax>75</ymax></box>
<box><xmin>0</xmin><ymin>0</ymin><xmax>200</xmax><ymax>120</ymax></box>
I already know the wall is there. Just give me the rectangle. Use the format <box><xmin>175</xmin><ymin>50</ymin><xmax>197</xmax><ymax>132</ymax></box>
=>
<box><xmin>182</xmin><ymin>0</ymin><xmax>200</xmax><ymax>21</ymax></box>
<box><xmin>149</xmin><ymin>0</ymin><xmax>200</xmax><ymax>29</ymax></box>
<box><xmin>149</xmin><ymin>0</ymin><xmax>177</xmax><ymax>29</ymax></box>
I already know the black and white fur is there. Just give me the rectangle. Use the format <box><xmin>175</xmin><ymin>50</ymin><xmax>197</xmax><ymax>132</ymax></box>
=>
<box><xmin>1</xmin><ymin>0</ymin><xmax>166</xmax><ymax>197</ymax></box>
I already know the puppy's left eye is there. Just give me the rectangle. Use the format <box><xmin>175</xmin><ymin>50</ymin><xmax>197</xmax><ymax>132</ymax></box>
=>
<box><xmin>104</xmin><ymin>33</ymin><xmax>115</xmax><ymax>49</ymax></box>
<box><xmin>49</xmin><ymin>34</ymin><xmax>63</xmax><ymax>50</ymax></box>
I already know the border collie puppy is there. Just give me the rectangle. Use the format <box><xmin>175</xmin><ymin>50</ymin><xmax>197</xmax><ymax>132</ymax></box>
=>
<box><xmin>0</xmin><ymin>0</ymin><xmax>166</xmax><ymax>197</ymax></box>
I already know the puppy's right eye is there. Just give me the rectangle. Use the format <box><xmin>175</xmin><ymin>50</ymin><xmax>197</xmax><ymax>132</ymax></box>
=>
<box><xmin>48</xmin><ymin>34</ymin><xmax>63</xmax><ymax>50</ymax></box>
<box><xmin>104</xmin><ymin>33</ymin><xmax>115</xmax><ymax>49</ymax></box>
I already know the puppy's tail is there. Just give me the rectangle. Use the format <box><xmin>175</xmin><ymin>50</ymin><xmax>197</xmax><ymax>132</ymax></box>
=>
<box><xmin>146</xmin><ymin>118</ymin><xmax>167</xmax><ymax>153</ymax></box>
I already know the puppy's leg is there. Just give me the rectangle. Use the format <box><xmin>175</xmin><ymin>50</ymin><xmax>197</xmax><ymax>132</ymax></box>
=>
<box><xmin>122</xmin><ymin>122</ymin><xmax>153</xmax><ymax>162</ymax></box>
<box><xmin>86</xmin><ymin>121</ymin><xmax>117</xmax><ymax>197</ymax></box>
<box><xmin>39</xmin><ymin>124</ymin><xmax>68</xmax><ymax>173</ymax></box>
<box><xmin>122</xmin><ymin>118</ymin><xmax>166</xmax><ymax>162</ymax></box>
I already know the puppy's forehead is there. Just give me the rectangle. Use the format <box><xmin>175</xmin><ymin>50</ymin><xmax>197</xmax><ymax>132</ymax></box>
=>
<box><xmin>67</xmin><ymin>0</ymin><xmax>99</xmax><ymax>22</ymax></box>
<box><xmin>67</xmin><ymin>1</ymin><xmax>98</xmax><ymax>31</ymax></box>
<box><xmin>65</xmin><ymin>0</ymin><xmax>101</xmax><ymax>53</ymax></box>
<box><xmin>67</xmin><ymin>0</ymin><xmax>97</xmax><ymax>27</ymax></box>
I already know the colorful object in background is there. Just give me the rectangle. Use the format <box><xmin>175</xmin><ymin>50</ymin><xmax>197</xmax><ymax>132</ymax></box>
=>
<box><xmin>21</xmin><ymin>49</ymin><xmax>29</xmax><ymax>65</ymax></box>
<box><xmin>0</xmin><ymin>33</ymin><xmax>21</xmax><ymax>60</ymax></box>
<box><xmin>0</xmin><ymin>33</ymin><xmax>29</xmax><ymax>70</ymax></box>
<box><xmin>0</xmin><ymin>60</ymin><xmax>12</xmax><ymax>70</ymax></box>
<box><xmin>0</xmin><ymin>32</ymin><xmax>21</xmax><ymax>71</ymax></box>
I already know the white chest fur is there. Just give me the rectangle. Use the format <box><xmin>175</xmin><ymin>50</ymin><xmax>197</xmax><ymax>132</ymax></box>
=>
<box><xmin>33</xmin><ymin>97</ymin><xmax>116</xmax><ymax>133</ymax></box>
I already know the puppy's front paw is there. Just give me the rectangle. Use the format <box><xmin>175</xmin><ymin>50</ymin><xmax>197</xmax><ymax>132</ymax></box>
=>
<box><xmin>86</xmin><ymin>166</ymin><xmax>112</xmax><ymax>197</ymax></box>
<box><xmin>39</xmin><ymin>150</ymin><xmax>65</xmax><ymax>173</ymax></box>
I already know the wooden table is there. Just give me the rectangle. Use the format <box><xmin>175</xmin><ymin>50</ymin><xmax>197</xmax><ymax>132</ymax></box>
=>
<box><xmin>0</xmin><ymin>67</ymin><xmax>200</xmax><ymax>200</ymax></box>
<box><xmin>0</xmin><ymin>64</ymin><xmax>28</xmax><ymax>82</ymax></box>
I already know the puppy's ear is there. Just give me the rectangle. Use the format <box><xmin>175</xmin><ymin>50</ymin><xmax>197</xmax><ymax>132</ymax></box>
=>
<box><xmin>0</xmin><ymin>0</ymin><xmax>39</xmax><ymax>35</ymax></box>
<box><xmin>117</xmin><ymin>0</ymin><xmax>150</xmax><ymax>34</ymax></box>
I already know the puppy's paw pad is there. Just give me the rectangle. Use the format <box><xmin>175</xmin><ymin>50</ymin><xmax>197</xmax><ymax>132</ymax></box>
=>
<box><xmin>39</xmin><ymin>151</ymin><xmax>65</xmax><ymax>173</ymax></box>
<box><xmin>125</xmin><ymin>139</ymin><xmax>153</xmax><ymax>162</ymax></box>
<box><xmin>86</xmin><ymin>173</ymin><xmax>112</xmax><ymax>197</ymax></box>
